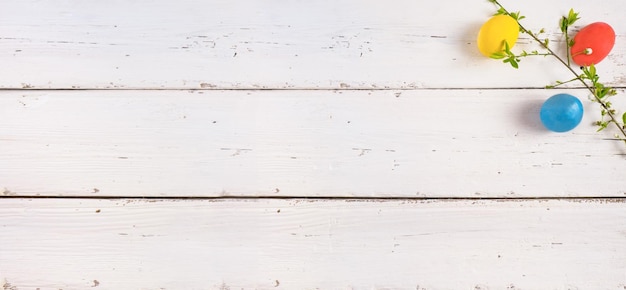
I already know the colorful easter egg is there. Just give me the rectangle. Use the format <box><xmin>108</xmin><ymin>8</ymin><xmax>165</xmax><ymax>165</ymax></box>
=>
<box><xmin>540</xmin><ymin>94</ymin><xmax>584</xmax><ymax>132</ymax></box>
<box><xmin>571</xmin><ymin>22</ymin><xmax>615</xmax><ymax>66</ymax></box>
<box><xmin>477</xmin><ymin>15</ymin><xmax>520</xmax><ymax>57</ymax></box>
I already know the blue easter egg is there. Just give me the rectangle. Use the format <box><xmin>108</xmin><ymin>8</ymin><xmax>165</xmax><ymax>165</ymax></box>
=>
<box><xmin>540</xmin><ymin>94</ymin><xmax>583</xmax><ymax>132</ymax></box>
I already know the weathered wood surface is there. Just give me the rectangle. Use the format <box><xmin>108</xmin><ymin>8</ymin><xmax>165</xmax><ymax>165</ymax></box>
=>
<box><xmin>2</xmin><ymin>0</ymin><xmax>626</xmax><ymax>288</ymax></box>
<box><xmin>1</xmin><ymin>89</ymin><xmax>625</xmax><ymax>198</ymax></box>
<box><xmin>1</xmin><ymin>0</ymin><xmax>625</xmax><ymax>89</ymax></box>
<box><xmin>1</xmin><ymin>199</ymin><xmax>625</xmax><ymax>290</ymax></box>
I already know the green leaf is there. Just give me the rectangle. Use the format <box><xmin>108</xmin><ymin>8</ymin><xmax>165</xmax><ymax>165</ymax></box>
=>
<box><xmin>495</xmin><ymin>7</ymin><xmax>507</xmax><ymax>16</ymax></box>
<box><xmin>560</xmin><ymin>16</ymin><xmax>568</xmax><ymax>33</ymax></box>
<box><xmin>597</xmin><ymin>121</ymin><xmax>609</xmax><ymax>132</ymax></box>
<box><xmin>622</xmin><ymin>112</ymin><xmax>626</xmax><ymax>125</ymax></box>
<box><xmin>491</xmin><ymin>52</ymin><xmax>506</xmax><ymax>59</ymax></box>
<box><xmin>596</xmin><ymin>83</ymin><xmax>607</xmax><ymax>98</ymax></box>
<box><xmin>582</xmin><ymin>65</ymin><xmax>599</xmax><ymax>83</ymax></box>
<box><xmin>509</xmin><ymin>11</ymin><xmax>525</xmax><ymax>21</ymax></box>
<box><xmin>504</xmin><ymin>40</ymin><xmax>512</xmax><ymax>54</ymax></box>
<box><xmin>567</xmin><ymin>9</ymin><xmax>580</xmax><ymax>25</ymax></box>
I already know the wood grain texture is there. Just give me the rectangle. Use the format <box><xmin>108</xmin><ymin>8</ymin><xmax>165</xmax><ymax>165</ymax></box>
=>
<box><xmin>1</xmin><ymin>198</ymin><xmax>625</xmax><ymax>290</ymax></box>
<box><xmin>1</xmin><ymin>0</ymin><xmax>625</xmax><ymax>89</ymax></box>
<box><xmin>2</xmin><ymin>0</ymin><xmax>626</xmax><ymax>288</ymax></box>
<box><xmin>1</xmin><ymin>89</ymin><xmax>625</xmax><ymax>198</ymax></box>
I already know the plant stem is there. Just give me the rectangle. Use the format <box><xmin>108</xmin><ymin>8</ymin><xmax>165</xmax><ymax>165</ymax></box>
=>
<box><xmin>546</xmin><ymin>77</ymin><xmax>581</xmax><ymax>88</ymax></box>
<box><xmin>517</xmin><ymin>53</ymin><xmax>552</xmax><ymax>58</ymax></box>
<box><xmin>563</xmin><ymin>18</ymin><xmax>572</xmax><ymax>66</ymax></box>
<box><xmin>490</xmin><ymin>0</ymin><xmax>626</xmax><ymax>144</ymax></box>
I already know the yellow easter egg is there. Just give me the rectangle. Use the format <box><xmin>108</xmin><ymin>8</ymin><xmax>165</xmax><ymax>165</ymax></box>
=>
<box><xmin>477</xmin><ymin>15</ymin><xmax>520</xmax><ymax>57</ymax></box>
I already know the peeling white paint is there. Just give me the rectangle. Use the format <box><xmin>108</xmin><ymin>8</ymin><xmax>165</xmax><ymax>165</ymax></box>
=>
<box><xmin>0</xmin><ymin>199</ymin><xmax>625</xmax><ymax>289</ymax></box>
<box><xmin>0</xmin><ymin>89</ymin><xmax>624</xmax><ymax>197</ymax></box>
<box><xmin>0</xmin><ymin>0</ymin><xmax>625</xmax><ymax>89</ymax></box>
<box><xmin>1</xmin><ymin>0</ymin><xmax>625</xmax><ymax>289</ymax></box>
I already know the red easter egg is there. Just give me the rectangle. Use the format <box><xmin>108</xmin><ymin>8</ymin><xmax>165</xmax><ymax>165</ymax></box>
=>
<box><xmin>571</xmin><ymin>22</ymin><xmax>615</xmax><ymax>66</ymax></box>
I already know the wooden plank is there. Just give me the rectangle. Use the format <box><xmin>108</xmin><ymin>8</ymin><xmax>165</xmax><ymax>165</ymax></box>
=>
<box><xmin>1</xmin><ymin>198</ymin><xmax>625</xmax><ymax>289</ymax></box>
<box><xmin>1</xmin><ymin>89</ymin><xmax>625</xmax><ymax>198</ymax></box>
<box><xmin>1</xmin><ymin>0</ymin><xmax>625</xmax><ymax>89</ymax></box>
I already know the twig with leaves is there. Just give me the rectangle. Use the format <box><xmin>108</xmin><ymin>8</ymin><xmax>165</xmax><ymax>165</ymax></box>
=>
<box><xmin>487</xmin><ymin>0</ymin><xmax>626</xmax><ymax>146</ymax></box>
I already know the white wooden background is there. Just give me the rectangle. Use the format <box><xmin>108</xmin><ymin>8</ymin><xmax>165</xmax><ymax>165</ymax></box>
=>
<box><xmin>1</xmin><ymin>0</ymin><xmax>625</xmax><ymax>289</ymax></box>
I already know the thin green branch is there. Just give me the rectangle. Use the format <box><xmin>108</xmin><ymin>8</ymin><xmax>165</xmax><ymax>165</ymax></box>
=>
<box><xmin>545</xmin><ymin>76</ymin><xmax>581</xmax><ymax>89</ymax></box>
<box><xmin>563</xmin><ymin>23</ymin><xmax>571</xmax><ymax>66</ymax></box>
<box><xmin>560</xmin><ymin>9</ymin><xmax>580</xmax><ymax>66</ymax></box>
